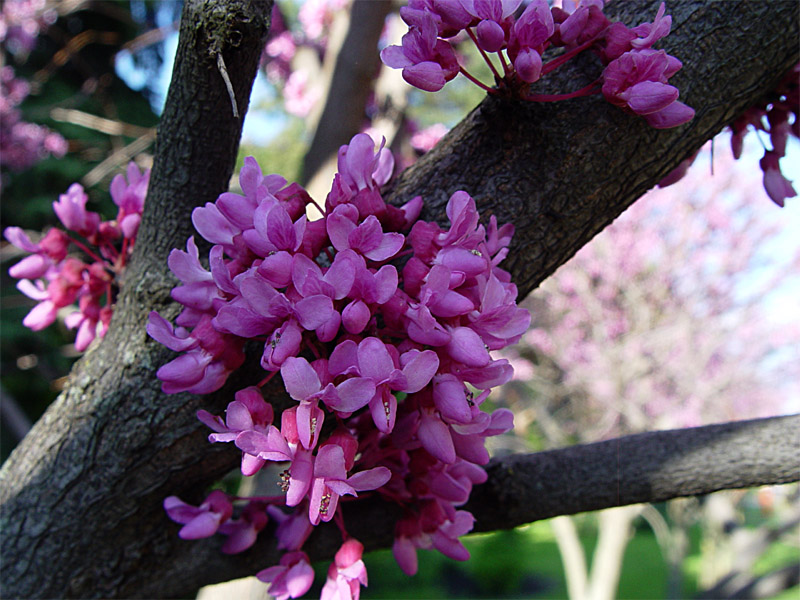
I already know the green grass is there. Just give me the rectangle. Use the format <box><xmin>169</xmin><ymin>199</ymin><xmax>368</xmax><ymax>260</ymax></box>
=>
<box><xmin>355</xmin><ymin>519</ymin><xmax>670</xmax><ymax>600</ymax></box>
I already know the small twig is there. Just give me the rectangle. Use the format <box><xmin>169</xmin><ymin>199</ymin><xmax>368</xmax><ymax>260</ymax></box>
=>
<box><xmin>82</xmin><ymin>134</ymin><xmax>154</xmax><ymax>187</ymax></box>
<box><xmin>0</xmin><ymin>385</ymin><xmax>32</xmax><ymax>443</ymax></box>
<box><xmin>216</xmin><ymin>52</ymin><xmax>239</xmax><ymax>119</ymax></box>
<box><xmin>50</xmin><ymin>108</ymin><xmax>153</xmax><ymax>137</ymax></box>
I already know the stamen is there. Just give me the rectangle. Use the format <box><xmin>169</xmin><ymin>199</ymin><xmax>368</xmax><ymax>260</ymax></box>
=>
<box><xmin>278</xmin><ymin>469</ymin><xmax>291</xmax><ymax>492</ymax></box>
<box><xmin>270</xmin><ymin>331</ymin><xmax>282</xmax><ymax>349</ymax></box>
<box><xmin>319</xmin><ymin>492</ymin><xmax>332</xmax><ymax>516</ymax></box>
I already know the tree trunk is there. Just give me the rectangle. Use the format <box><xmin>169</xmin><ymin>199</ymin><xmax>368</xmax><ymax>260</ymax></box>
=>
<box><xmin>0</xmin><ymin>1</ymin><xmax>798</xmax><ymax>598</ymax></box>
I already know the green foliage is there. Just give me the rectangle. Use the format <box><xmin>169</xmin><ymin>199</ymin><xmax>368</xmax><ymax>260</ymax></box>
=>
<box><xmin>1</xmin><ymin>1</ymin><xmax>160</xmax><ymax>461</ymax></box>
<box><xmin>236</xmin><ymin>119</ymin><xmax>308</xmax><ymax>184</ymax></box>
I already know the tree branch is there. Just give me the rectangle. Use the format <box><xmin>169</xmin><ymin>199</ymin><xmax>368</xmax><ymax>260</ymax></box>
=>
<box><xmin>149</xmin><ymin>414</ymin><xmax>800</xmax><ymax>592</ymax></box>
<box><xmin>0</xmin><ymin>0</ymin><xmax>273</xmax><ymax>597</ymax></box>
<box><xmin>0</xmin><ymin>1</ymin><xmax>797</xmax><ymax>598</ymax></box>
<box><xmin>384</xmin><ymin>0</ymin><xmax>800</xmax><ymax>299</ymax></box>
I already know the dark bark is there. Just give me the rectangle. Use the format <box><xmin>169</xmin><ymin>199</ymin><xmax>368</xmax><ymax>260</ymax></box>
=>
<box><xmin>0</xmin><ymin>1</ymin><xmax>798</xmax><ymax>598</ymax></box>
<box><xmin>0</xmin><ymin>0</ymin><xmax>273</xmax><ymax>598</ymax></box>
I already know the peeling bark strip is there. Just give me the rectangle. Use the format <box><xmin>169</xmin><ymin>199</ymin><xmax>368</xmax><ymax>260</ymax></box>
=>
<box><xmin>0</xmin><ymin>1</ymin><xmax>798</xmax><ymax>599</ymax></box>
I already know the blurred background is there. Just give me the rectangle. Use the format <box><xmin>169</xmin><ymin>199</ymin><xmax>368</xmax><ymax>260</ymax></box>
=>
<box><xmin>1</xmin><ymin>1</ymin><xmax>798</xmax><ymax>598</ymax></box>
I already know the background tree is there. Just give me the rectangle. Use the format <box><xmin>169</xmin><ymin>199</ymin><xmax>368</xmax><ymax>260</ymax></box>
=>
<box><xmin>0</xmin><ymin>0</ymin><xmax>798</xmax><ymax>598</ymax></box>
<box><xmin>493</xmin><ymin>146</ymin><xmax>800</xmax><ymax>600</ymax></box>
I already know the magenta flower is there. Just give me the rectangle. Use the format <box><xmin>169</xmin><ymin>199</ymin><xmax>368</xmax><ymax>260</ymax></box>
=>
<box><xmin>557</xmin><ymin>0</ymin><xmax>608</xmax><ymax>47</ymax></box>
<box><xmin>327</xmin><ymin>133</ymin><xmax>395</xmax><ymax>218</ymax></box>
<box><xmin>218</xmin><ymin>500</ymin><xmax>269</xmax><ymax>554</ymax></box>
<box><xmin>167</xmin><ymin>237</ymin><xmax>220</xmax><ymax>313</ymax></box>
<box><xmin>197</xmin><ymin>386</ymin><xmax>276</xmax><ymax>475</ymax></box>
<box><xmin>282</xmin><ymin>355</ymin><xmax>376</xmax><ymax>411</ymax></box>
<box><xmin>327</xmin><ymin>204</ymin><xmax>405</xmax><ymax>262</ymax></box>
<box><xmin>761</xmin><ymin>151</ymin><xmax>797</xmax><ymax>207</ymax></box>
<box><xmin>320</xmin><ymin>539</ymin><xmax>369</xmax><ymax>600</ymax></box>
<box><xmin>148</xmin><ymin>313</ymin><xmax>245</xmax><ymax>394</ymax></box>
<box><xmin>506</xmin><ymin>1</ymin><xmax>553</xmax><ymax>82</ymax></box>
<box><xmin>163</xmin><ymin>490</ymin><xmax>233</xmax><ymax>540</ymax></box>
<box><xmin>256</xmin><ymin>551</ymin><xmax>315</xmax><ymax>600</ymax></box>
<box><xmin>392</xmin><ymin>503</ymin><xmax>475</xmax><ymax>576</ymax></box>
<box><xmin>52</xmin><ymin>183</ymin><xmax>100</xmax><ymax>238</ymax></box>
<box><xmin>329</xmin><ymin>337</ymin><xmax>439</xmax><ymax>432</ymax></box>
<box><xmin>110</xmin><ymin>162</ymin><xmax>149</xmax><ymax>239</ymax></box>
<box><xmin>309</xmin><ymin>443</ymin><xmax>390</xmax><ymax>525</ymax></box>
<box><xmin>267</xmin><ymin>505</ymin><xmax>314</xmax><ymax>551</ymax></box>
<box><xmin>148</xmin><ymin>133</ymin><xmax>527</xmax><ymax>586</ymax></box>
<box><xmin>380</xmin><ymin>10</ymin><xmax>459</xmax><ymax>92</ymax></box>
<box><xmin>602</xmin><ymin>49</ymin><xmax>694</xmax><ymax>129</ymax></box>
<box><xmin>401</xmin><ymin>0</ymin><xmax>472</xmax><ymax>37</ymax></box>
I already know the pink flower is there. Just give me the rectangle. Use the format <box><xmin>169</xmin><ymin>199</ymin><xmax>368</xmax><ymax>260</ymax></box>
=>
<box><xmin>321</xmin><ymin>539</ymin><xmax>369</xmax><ymax>600</ymax></box>
<box><xmin>52</xmin><ymin>183</ymin><xmax>100</xmax><ymax>238</ymax></box>
<box><xmin>267</xmin><ymin>505</ymin><xmax>314</xmax><ymax>551</ymax></box>
<box><xmin>163</xmin><ymin>490</ymin><xmax>233</xmax><ymax>540</ymax></box>
<box><xmin>328</xmin><ymin>337</ymin><xmax>439</xmax><ymax>432</ymax></box>
<box><xmin>281</xmin><ymin>356</ymin><xmax>376</xmax><ymax>443</ymax></box>
<box><xmin>149</xmin><ymin>313</ymin><xmax>245</xmax><ymax>395</ymax></box>
<box><xmin>217</xmin><ymin>500</ymin><xmax>269</xmax><ymax>554</ymax></box>
<box><xmin>380</xmin><ymin>11</ymin><xmax>459</xmax><ymax>92</ymax></box>
<box><xmin>256</xmin><ymin>551</ymin><xmax>315</xmax><ymax>600</ymax></box>
<box><xmin>110</xmin><ymin>162</ymin><xmax>149</xmax><ymax>239</ymax></box>
<box><xmin>197</xmin><ymin>386</ymin><xmax>276</xmax><ymax>476</ymax></box>
<box><xmin>760</xmin><ymin>151</ymin><xmax>796</xmax><ymax>207</ymax></box>
<box><xmin>507</xmin><ymin>0</ymin><xmax>554</xmax><ymax>82</ymax></box>
<box><xmin>409</xmin><ymin>122</ymin><xmax>449</xmax><ymax>152</ymax></box>
<box><xmin>327</xmin><ymin>204</ymin><xmax>405</xmax><ymax>262</ymax></box>
<box><xmin>308</xmin><ymin>443</ymin><xmax>390</xmax><ymax>525</ymax></box>
<box><xmin>602</xmin><ymin>49</ymin><xmax>694</xmax><ymax>128</ymax></box>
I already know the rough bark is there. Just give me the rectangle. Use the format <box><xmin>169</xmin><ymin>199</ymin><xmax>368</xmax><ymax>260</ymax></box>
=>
<box><xmin>0</xmin><ymin>1</ymin><xmax>798</xmax><ymax>598</ymax></box>
<box><xmin>0</xmin><ymin>0</ymin><xmax>273</xmax><ymax>598</ymax></box>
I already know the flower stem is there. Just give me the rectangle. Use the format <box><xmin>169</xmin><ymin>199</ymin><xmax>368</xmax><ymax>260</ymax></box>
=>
<box><xmin>498</xmin><ymin>48</ymin><xmax>512</xmax><ymax>77</ymax></box>
<box><xmin>333</xmin><ymin>507</ymin><xmax>348</xmax><ymax>540</ymax></box>
<box><xmin>466</xmin><ymin>28</ymin><xmax>504</xmax><ymax>84</ymax></box>
<box><xmin>257</xmin><ymin>369</ymin><xmax>280</xmax><ymax>388</ymax></box>
<box><xmin>541</xmin><ymin>35</ymin><xmax>601</xmax><ymax>76</ymax></box>
<box><xmin>525</xmin><ymin>79</ymin><xmax>601</xmax><ymax>102</ymax></box>
<box><xmin>68</xmin><ymin>235</ymin><xmax>106</xmax><ymax>265</ymax></box>
<box><xmin>459</xmin><ymin>66</ymin><xmax>496</xmax><ymax>94</ymax></box>
<box><xmin>310</xmin><ymin>197</ymin><xmax>326</xmax><ymax>217</ymax></box>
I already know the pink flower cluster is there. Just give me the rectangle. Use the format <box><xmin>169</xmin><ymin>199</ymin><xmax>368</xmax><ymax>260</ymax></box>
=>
<box><xmin>153</xmin><ymin>133</ymin><xmax>529</xmax><ymax>598</ymax></box>
<box><xmin>0</xmin><ymin>0</ymin><xmax>56</xmax><ymax>56</ymax></box>
<box><xmin>381</xmin><ymin>0</ymin><xmax>694</xmax><ymax>129</ymax></box>
<box><xmin>728</xmin><ymin>64</ymin><xmax>798</xmax><ymax>207</ymax></box>
<box><xmin>1</xmin><ymin>66</ymin><xmax>67</xmax><ymax>178</ymax></box>
<box><xmin>4</xmin><ymin>162</ymin><xmax>149</xmax><ymax>351</ymax></box>
<box><xmin>660</xmin><ymin>62</ymin><xmax>798</xmax><ymax>207</ymax></box>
